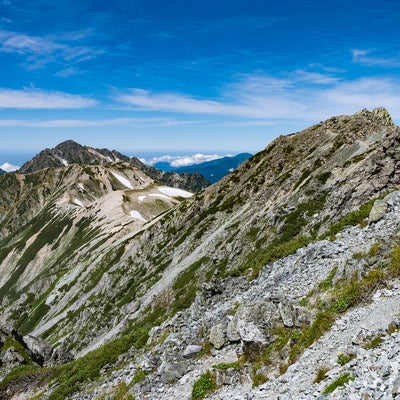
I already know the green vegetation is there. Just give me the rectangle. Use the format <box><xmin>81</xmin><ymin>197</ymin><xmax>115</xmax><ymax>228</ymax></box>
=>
<box><xmin>212</xmin><ymin>361</ymin><xmax>241</xmax><ymax>370</ymax></box>
<box><xmin>364</xmin><ymin>336</ymin><xmax>383</xmax><ymax>350</ymax></box>
<box><xmin>322</xmin><ymin>373</ymin><xmax>354</xmax><ymax>395</ymax></box>
<box><xmin>172</xmin><ymin>257</ymin><xmax>209</xmax><ymax>313</ymax></box>
<box><xmin>318</xmin><ymin>266</ymin><xmax>337</xmax><ymax>291</ymax></box>
<box><xmin>111</xmin><ymin>382</ymin><xmax>134</xmax><ymax>400</ymax></box>
<box><xmin>131</xmin><ymin>369</ymin><xmax>146</xmax><ymax>385</ymax></box>
<box><xmin>253</xmin><ymin>371</ymin><xmax>268</xmax><ymax>386</ymax></box>
<box><xmin>293</xmin><ymin>169</ymin><xmax>311</xmax><ymax>190</ymax></box>
<box><xmin>192</xmin><ymin>370</ymin><xmax>217</xmax><ymax>400</ymax></box>
<box><xmin>316</xmin><ymin>171</ymin><xmax>331</xmax><ymax>184</ymax></box>
<box><xmin>46</xmin><ymin>309</ymin><xmax>166</xmax><ymax>400</ymax></box>
<box><xmin>289</xmin><ymin>310</ymin><xmax>335</xmax><ymax>362</ymax></box>
<box><xmin>321</xmin><ymin>198</ymin><xmax>376</xmax><ymax>239</ymax></box>
<box><xmin>0</xmin><ymin>336</ymin><xmax>31</xmax><ymax>363</ymax></box>
<box><xmin>337</xmin><ymin>352</ymin><xmax>355</xmax><ymax>366</ymax></box>
<box><xmin>19</xmin><ymin>302</ymin><xmax>50</xmax><ymax>334</ymax></box>
<box><xmin>314</xmin><ymin>366</ymin><xmax>329</xmax><ymax>383</ymax></box>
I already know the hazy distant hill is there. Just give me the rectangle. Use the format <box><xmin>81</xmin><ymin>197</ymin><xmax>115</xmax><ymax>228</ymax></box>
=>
<box><xmin>154</xmin><ymin>153</ymin><xmax>252</xmax><ymax>183</ymax></box>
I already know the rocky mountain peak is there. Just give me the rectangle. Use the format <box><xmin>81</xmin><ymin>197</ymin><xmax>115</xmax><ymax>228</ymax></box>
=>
<box><xmin>355</xmin><ymin>106</ymin><xmax>394</xmax><ymax>126</ymax></box>
<box><xmin>17</xmin><ymin>140</ymin><xmax>210</xmax><ymax>192</ymax></box>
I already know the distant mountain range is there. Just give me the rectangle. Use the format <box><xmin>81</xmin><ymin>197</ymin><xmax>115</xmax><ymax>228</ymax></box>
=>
<box><xmin>0</xmin><ymin>169</ymin><xmax>5</xmax><ymax>175</ymax></box>
<box><xmin>153</xmin><ymin>153</ymin><xmax>252</xmax><ymax>183</ymax></box>
<box><xmin>18</xmin><ymin>140</ymin><xmax>210</xmax><ymax>192</ymax></box>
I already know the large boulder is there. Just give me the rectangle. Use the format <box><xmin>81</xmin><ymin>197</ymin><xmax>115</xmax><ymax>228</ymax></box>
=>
<box><xmin>369</xmin><ymin>199</ymin><xmax>388</xmax><ymax>223</ymax></box>
<box><xmin>23</xmin><ymin>335</ymin><xmax>53</xmax><ymax>366</ymax></box>
<box><xmin>228</xmin><ymin>302</ymin><xmax>279</xmax><ymax>359</ymax></box>
<box><xmin>209</xmin><ymin>323</ymin><xmax>227</xmax><ymax>349</ymax></box>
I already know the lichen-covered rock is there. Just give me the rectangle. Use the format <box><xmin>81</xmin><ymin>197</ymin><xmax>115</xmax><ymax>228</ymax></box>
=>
<box><xmin>209</xmin><ymin>323</ymin><xmax>227</xmax><ymax>349</ymax></box>
<box><xmin>369</xmin><ymin>199</ymin><xmax>388</xmax><ymax>223</ymax></box>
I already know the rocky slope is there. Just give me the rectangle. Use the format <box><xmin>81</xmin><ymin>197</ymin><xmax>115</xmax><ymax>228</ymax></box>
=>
<box><xmin>1</xmin><ymin>107</ymin><xmax>400</xmax><ymax>399</ymax></box>
<box><xmin>18</xmin><ymin>140</ymin><xmax>210</xmax><ymax>192</ymax></box>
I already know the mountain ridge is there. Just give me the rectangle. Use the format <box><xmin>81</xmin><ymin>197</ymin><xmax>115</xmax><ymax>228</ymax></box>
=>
<box><xmin>1</xmin><ymin>107</ymin><xmax>400</xmax><ymax>399</ymax></box>
<box><xmin>18</xmin><ymin>140</ymin><xmax>210</xmax><ymax>192</ymax></box>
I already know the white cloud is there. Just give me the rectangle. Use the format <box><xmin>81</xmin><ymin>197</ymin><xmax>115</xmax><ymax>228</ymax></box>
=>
<box><xmin>117</xmin><ymin>74</ymin><xmax>400</xmax><ymax>122</ymax></box>
<box><xmin>1</xmin><ymin>162</ymin><xmax>19</xmax><ymax>172</ymax></box>
<box><xmin>117</xmin><ymin>82</ymin><xmax>304</xmax><ymax>119</ymax></box>
<box><xmin>0</xmin><ymin>116</ymin><xmax>203</xmax><ymax>128</ymax></box>
<box><xmin>351</xmin><ymin>48</ymin><xmax>400</xmax><ymax>67</ymax></box>
<box><xmin>0</xmin><ymin>29</ymin><xmax>104</xmax><ymax>70</ymax></box>
<box><xmin>291</xmin><ymin>70</ymin><xmax>340</xmax><ymax>84</ymax></box>
<box><xmin>0</xmin><ymin>88</ymin><xmax>96</xmax><ymax>109</ymax></box>
<box><xmin>142</xmin><ymin>154</ymin><xmax>229</xmax><ymax>167</ymax></box>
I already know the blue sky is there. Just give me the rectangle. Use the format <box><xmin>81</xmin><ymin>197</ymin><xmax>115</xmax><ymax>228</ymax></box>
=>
<box><xmin>0</xmin><ymin>0</ymin><xmax>399</xmax><ymax>164</ymax></box>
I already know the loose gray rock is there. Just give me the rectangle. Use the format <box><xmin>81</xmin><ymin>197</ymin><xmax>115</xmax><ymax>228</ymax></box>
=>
<box><xmin>369</xmin><ymin>199</ymin><xmax>388</xmax><ymax>223</ymax></box>
<box><xmin>210</xmin><ymin>323</ymin><xmax>227</xmax><ymax>349</ymax></box>
<box><xmin>182</xmin><ymin>345</ymin><xmax>202</xmax><ymax>358</ymax></box>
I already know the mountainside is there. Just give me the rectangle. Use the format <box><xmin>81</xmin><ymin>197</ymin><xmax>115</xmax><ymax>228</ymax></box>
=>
<box><xmin>154</xmin><ymin>153</ymin><xmax>252</xmax><ymax>183</ymax></box>
<box><xmin>18</xmin><ymin>140</ymin><xmax>210</xmax><ymax>192</ymax></box>
<box><xmin>0</xmin><ymin>169</ymin><xmax>5</xmax><ymax>175</ymax></box>
<box><xmin>1</xmin><ymin>108</ymin><xmax>400</xmax><ymax>399</ymax></box>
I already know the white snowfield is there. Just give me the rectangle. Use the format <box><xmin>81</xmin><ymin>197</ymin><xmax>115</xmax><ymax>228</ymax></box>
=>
<box><xmin>138</xmin><ymin>195</ymin><xmax>146</xmax><ymax>202</ymax></box>
<box><xmin>111</xmin><ymin>172</ymin><xmax>133</xmax><ymax>189</ymax></box>
<box><xmin>149</xmin><ymin>193</ymin><xmax>171</xmax><ymax>200</ymax></box>
<box><xmin>158</xmin><ymin>186</ymin><xmax>193</xmax><ymax>198</ymax></box>
<box><xmin>130</xmin><ymin>210</ymin><xmax>147</xmax><ymax>222</ymax></box>
<box><xmin>73</xmin><ymin>199</ymin><xmax>84</xmax><ymax>207</ymax></box>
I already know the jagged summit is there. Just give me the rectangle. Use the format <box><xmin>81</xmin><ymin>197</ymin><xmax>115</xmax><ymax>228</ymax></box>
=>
<box><xmin>355</xmin><ymin>106</ymin><xmax>394</xmax><ymax>126</ymax></box>
<box><xmin>18</xmin><ymin>141</ymin><xmax>210</xmax><ymax>192</ymax></box>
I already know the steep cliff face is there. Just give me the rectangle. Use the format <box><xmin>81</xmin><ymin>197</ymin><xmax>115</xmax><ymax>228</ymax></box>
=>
<box><xmin>1</xmin><ymin>108</ymin><xmax>400</xmax><ymax>399</ymax></box>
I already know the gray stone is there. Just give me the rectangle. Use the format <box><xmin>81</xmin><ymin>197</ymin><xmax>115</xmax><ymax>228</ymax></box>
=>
<box><xmin>279</xmin><ymin>302</ymin><xmax>294</xmax><ymax>327</ymax></box>
<box><xmin>23</xmin><ymin>334</ymin><xmax>53</xmax><ymax>366</ymax></box>
<box><xmin>158</xmin><ymin>360</ymin><xmax>187</xmax><ymax>383</ymax></box>
<box><xmin>182</xmin><ymin>344</ymin><xmax>202</xmax><ymax>358</ymax></box>
<box><xmin>369</xmin><ymin>199</ymin><xmax>388</xmax><ymax>223</ymax></box>
<box><xmin>393</xmin><ymin>376</ymin><xmax>400</xmax><ymax>396</ymax></box>
<box><xmin>1</xmin><ymin>347</ymin><xmax>25</xmax><ymax>364</ymax></box>
<box><xmin>227</xmin><ymin>317</ymin><xmax>241</xmax><ymax>342</ymax></box>
<box><xmin>209</xmin><ymin>323</ymin><xmax>227</xmax><ymax>349</ymax></box>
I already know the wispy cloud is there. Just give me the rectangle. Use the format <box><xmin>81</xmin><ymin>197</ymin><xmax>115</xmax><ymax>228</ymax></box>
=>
<box><xmin>291</xmin><ymin>70</ymin><xmax>340</xmax><ymax>84</ymax></box>
<box><xmin>0</xmin><ymin>29</ymin><xmax>104</xmax><ymax>70</ymax></box>
<box><xmin>0</xmin><ymin>88</ymin><xmax>96</xmax><ymax>109</ymax></box>
<box><xmin>351</xmin><ymin>48</ymin><xmax>400</xmax><ymax>67</ymax></box>
<box><xmin>195</xmin><ymin>16</ymin><xmax>282</xmax><ymax>32</ymax></box>
<box><xmin>116</xmin><ymin>73</ymin><xmax>400</xmax><ymax>121</ymax></box>
<box><xmin>117</xmin><ymin>78</ymin><xmax>304</xmax><ymax>119</ymax></box>
<box><xmin>0</xmin><ymin>116</ymin><xmax>202</xmax><ymax>127</ymax></box>
<box><xmin>141</xmin><ymin>153</ymin><xmax>228</xmax><ymax>167</ymax></box>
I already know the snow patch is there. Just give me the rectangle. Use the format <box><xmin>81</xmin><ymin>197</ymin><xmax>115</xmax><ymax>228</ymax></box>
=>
<box><xmin>130</xmin><ymin>210</ymin><xmax>147</xmax><ymax>222</ymax></box>
<box><xmin>158</xmin><ymin>186</ymin><xmax>193</xmax><ymax>198</ymax></box>
<box><xmin>78</xmin><ymin>183</ymin><xmax>85</xmax><ymax>191</ymax></box>
<box><xmin>111</xmin><ymin>172</ymin><xmax>133</xmax><ymax>189</ymax></box>
<box><xmin>138</xmin><ymin>195</ymin><xmax>147</xmax><ymax>202</ymax></box>
<box><xmin>149</xmin><ymin>193</ymin><xmax>171</xmax><ymax>200</ymax></box>
<box><xmin>61</xmin><ymin>158</ymin><xmax>68</xmax><ymax>166</ymax></box>
<box><xmin>74</xmin><ymin>199</ymin><xmax>84</xmax><ymax>207</ymax></box>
